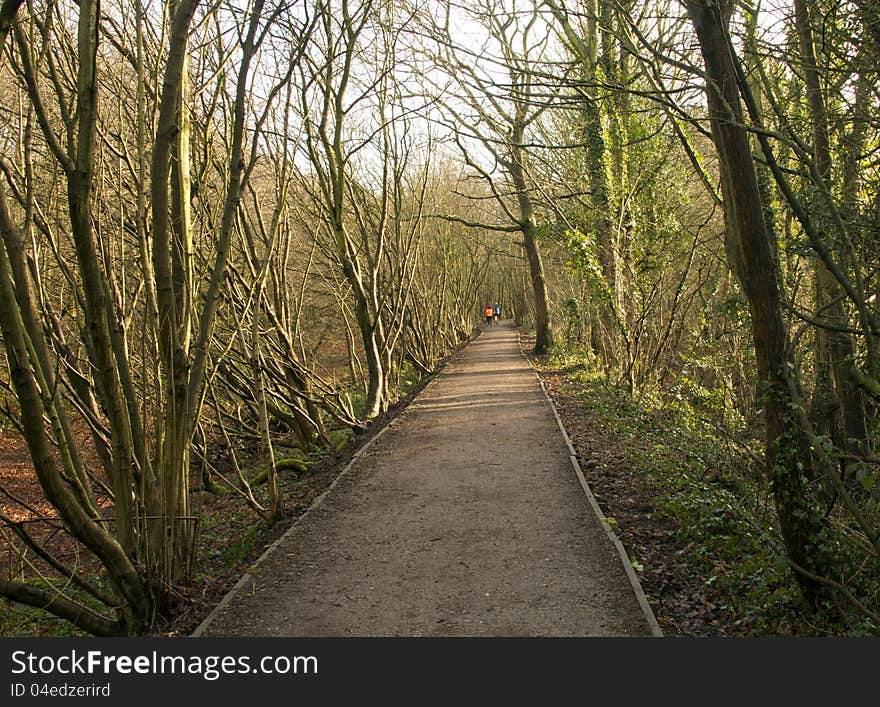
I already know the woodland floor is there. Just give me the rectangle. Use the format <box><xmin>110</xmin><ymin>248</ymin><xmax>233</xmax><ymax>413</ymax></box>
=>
<box><xmin>521</xmin><ymin>335</ymin><xmax>739</xmax><ymax>636</ymax></box>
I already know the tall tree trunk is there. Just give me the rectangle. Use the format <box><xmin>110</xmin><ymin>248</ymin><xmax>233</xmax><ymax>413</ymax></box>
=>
<box><xmin>684</xmin><ymin>0</ymin><xmax>827</xmax><ymax>601</ymax></box>
<box><xmin>337</xmin><ymin>236</ymin><xmax>385</xmax><ymax>417</ymax></box>
<box><xmin>170</xmin><ymin>35</ymin><xmax>193</xmax><ymax>353</ymax></box>
<box><xmin>522</xmin><ymin>220</ymin><xmax>553</xmax><ymax>354</ymax></box>
<box><xmin>510</xmin><ymin>120</ymin><xmax>553</xmax><ymax>354</ymax></box>
<box><xmin>546</xmin><ymin>0</ymin><xmax>616</xmax><ymax>361</ymax></box>
<box><xmin>66</xmin><ymin>0</ymin><xmax>139</xmax><ymax>556</ymax></box>
<box><xmin>794</xmin><ymin>0</ymin><xmax>868</xmax><ymax>460</ymax></box>
<box><xmin>149</xmin><ymin>0</ymin><xmax>200</xmax><ymax>583</ymax></box>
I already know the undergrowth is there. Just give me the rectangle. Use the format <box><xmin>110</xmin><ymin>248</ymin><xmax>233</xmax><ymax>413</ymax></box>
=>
<box><xmin>539</xmin><ymin>346</ymin><xmax>879</xmax><ymax>636</ymax></box>
<box><xmin>1</xmin><ymin>352</ymin><xmax>444</xmax><ymax>637</ymax></box>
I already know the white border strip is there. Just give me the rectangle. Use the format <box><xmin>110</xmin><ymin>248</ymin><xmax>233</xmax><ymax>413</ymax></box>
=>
<box><xmin>519</xmin><ymin>337</ymin><xmax>663</xmax><ymax>637</ymax></box>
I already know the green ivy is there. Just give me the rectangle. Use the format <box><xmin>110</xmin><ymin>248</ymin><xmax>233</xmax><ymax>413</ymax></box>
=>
<box><xmin>539</xmin><ymin>351</ymin><xmax>877</xmax><ymax>635</ymax></box>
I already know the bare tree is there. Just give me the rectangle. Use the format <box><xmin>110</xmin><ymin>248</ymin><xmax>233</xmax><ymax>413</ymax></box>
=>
<box><xmin>0</xmin><ymin>0</ymin><xmax>311</xmax><ymax>632</ymax></box>
<box><xmin>422</xmin><ymin>0</ymin><xmax>556</xmax><ymax>353</ymax></box>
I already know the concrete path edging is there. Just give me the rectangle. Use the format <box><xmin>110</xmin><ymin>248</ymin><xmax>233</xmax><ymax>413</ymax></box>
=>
<box><xmin>518</xmin><ymin>335</ymin><xmax>664</xmax><ymax>637</ymax></box>
<box><xmin>191</xmin><ymin>417</ymin><xmax>400</xmax><ymax>637</ymax></box>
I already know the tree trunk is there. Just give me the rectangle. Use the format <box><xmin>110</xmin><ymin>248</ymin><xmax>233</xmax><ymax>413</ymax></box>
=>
<box><xmin>339</xmin><ymin>243</ymin><xmax>385</xmax><ymax>417</ymax></box>
<box><xmin>546</xmin><ymin>0</ymin><xmax>616</xmax><ymax>361</ymax></box>
<box><xmin>510</xmin><ymin>120</ymin><xmax>553</xmax><ymax>354</ymax></box>
<box><xmin>64</xmin><ymin>0</ymin><xmax>140</xmax><ymax>556</ymax></box>
<box><xmin>684</xmin><ymin>0</ymin><xmax>827</xmax><ymax>600</ymax></box>
<box><xmin>149</xmin><ymin>0</ymin><xmax>200</xmax><ymax>583</ymax></box>
<box><xmin>794</xmin><ymin>0</ymin><xmax>868</xmax><ymax>460</ymax></box>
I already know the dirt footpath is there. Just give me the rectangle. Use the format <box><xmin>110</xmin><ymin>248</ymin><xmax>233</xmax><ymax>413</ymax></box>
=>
<box><xmin>196</xmin><ymin>323</ymin><xmax>657</xmax><ymax>636</ymax></box>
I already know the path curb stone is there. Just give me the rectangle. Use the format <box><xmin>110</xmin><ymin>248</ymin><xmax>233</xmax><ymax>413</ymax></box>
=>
<box><xmin>519</xmin><ymin>336</ymin><xmax>664</xmax><ymax>637</ymax></box>
<box><xmin>191</xmin><ymin>418</ymin><xmax>400</xmax><ymax>637</ymax></box>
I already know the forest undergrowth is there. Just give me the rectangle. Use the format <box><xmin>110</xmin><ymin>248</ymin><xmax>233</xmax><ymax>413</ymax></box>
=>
<box><xmin>529</xmin><ymin>336</ymin><xmax>880</xmax><ymax>637</ymax></box>
<box><xmin>0</xmin><ymin>352</ymin><xmax>450</xmax><ymax>637</ymax></box>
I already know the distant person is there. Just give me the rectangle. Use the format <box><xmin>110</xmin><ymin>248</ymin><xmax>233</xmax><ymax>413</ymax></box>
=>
<box><xmin>493</xmin><ymin>303</ymin><xmax>500</xmax><ymax>322</ymax></box>
<box><xmin>484</xmin><ymin>304</ymin><xmax>494</xmax><ymax>326</ymax></box>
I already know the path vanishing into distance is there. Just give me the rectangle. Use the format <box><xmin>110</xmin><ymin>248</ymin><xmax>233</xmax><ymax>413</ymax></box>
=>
<box><xmin>196</xmin><ymin>323</ymin><xmax>661</xmax><ymax>637</ymax></box>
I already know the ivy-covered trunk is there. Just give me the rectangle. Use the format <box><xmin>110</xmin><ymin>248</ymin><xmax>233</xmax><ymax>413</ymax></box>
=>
<box><xmin>684</xmin><ymin>0</ymin><xmax>829</xmax><ymax>602</ymax></box>
<box><xmin>794</xmin><ymin>0</ymin><xmax>868</xmax><ymax>461</ymax></box>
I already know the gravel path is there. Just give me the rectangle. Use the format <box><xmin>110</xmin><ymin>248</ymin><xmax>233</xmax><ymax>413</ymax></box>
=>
<box><xmin>196</xmin><ymin>323</ymin><xmax>656</xmax><ymax>636</ymax></box>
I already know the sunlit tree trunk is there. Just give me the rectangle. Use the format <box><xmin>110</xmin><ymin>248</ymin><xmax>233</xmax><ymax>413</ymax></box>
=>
<box><xmin>509</xmin><ymin>118</ymin><xmax>554</xmax><ymax>354</ymax></box>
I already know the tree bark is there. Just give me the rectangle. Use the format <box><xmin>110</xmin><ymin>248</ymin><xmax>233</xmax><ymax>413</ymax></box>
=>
<box><xmin>684</xmin><ymin>0</ymin><xmax>827</xmax><ymax>600</ymax></box>
<box><xmin>149</xmin><ymin>0</ymin><xmax>200</xmax><ymax>584</ymax></box>
<box><xmin>510</xmin><ymin>118</ymin><xmax>553</xmax><ymax>354</ymax></box>
<box><xmin>794</xmin><ymin>0</ymin><xmax>868</xmax><ymax>460</ymax></box>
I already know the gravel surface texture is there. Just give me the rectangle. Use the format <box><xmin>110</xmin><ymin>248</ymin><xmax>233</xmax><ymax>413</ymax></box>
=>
<box><xmin>198</xmin><ymin>323</ymin><xmax>654</xmax><ymax>636</ymax></box>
